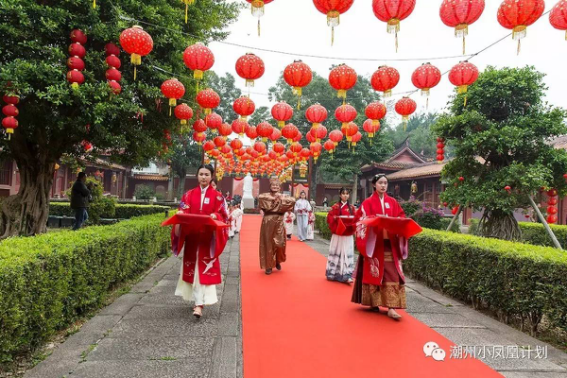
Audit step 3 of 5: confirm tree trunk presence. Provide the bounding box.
[177,170,187,201]
[1,161,55,238]
[478,208,521,241]
[167,167,174,201]
[351,173,358,204]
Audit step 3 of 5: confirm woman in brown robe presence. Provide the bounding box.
[258,177,296,275]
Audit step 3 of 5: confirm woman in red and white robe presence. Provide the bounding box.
[172,164,228,318]
[326,188,357,283]
[352,173,407,320]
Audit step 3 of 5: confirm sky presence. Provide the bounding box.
[206,0,566,125]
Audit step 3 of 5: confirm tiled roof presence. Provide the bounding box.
[386,162,446,181]
[133,174,169,182]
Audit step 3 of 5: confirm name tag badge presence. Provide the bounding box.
[385,203,390,209]
[204,198,210,205]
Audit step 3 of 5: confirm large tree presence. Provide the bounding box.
[434,66,567,240]
[0,0,239,236]
[268,71,393,200]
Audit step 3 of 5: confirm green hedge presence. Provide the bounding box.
[0,213,171,363]
[406,229,567,336]
[49,202,170,220]
[469,218,567,248]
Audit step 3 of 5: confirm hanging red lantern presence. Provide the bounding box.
[412,62,441,105]
[273,142,285,155]
[70,29,87,45]
[2,105,18,117]
[271,102,294,129]
[451,206,460,215]
[305,104,328,129]
[311,125,327,142]
[67,57,85,71]
[440,0,486,54]
[310,142,323,161]
[246,125,258,140]
[105,68,122,82]
[345,122,358,142]
[306,129,316,144]
[395,97,417,131]
[329,64,357,100]
[119,26,154,80]
[372,0,416,52]
[497,0,545,54]
[232,119,248,136]
[246,0,274,35]
[293,131,303,143]
[218,122,233,138]
[313,0,355,45]
[436,137,445,163]
[193,119,207,133]
[196,88,220,115]
[108,80,121,94]
[203,140,215,153]
[230,138,243,151]
[363,119,380,138]
[449,61,479,106]
[270,127,282,142]
[183,43,215,81]
[257,121,274,142]
[161,78,186,115]
[193,132,206,145]
[82,140,93,153]
[68,43,86,59]
[550,0,567,40]
[233,96,256,120]
[235,53,265,87]
[105,43,121,57]
[205,113,223,133]
[300,148,312,161]
[335,104,357,129]
[254,141,267,155]
[351,131,362,147]
[3,95,19,105]
[290,142,303,155]
[282,123,299,144]
[365,101,387,127]
[284,60,313,108]
[214,135,226,148]
[2,116,18,135]
[371,66,400,97]
[329,129,344,146]
[105,55,121,69]
[174,104,193,132]
[324,140,336,155]
[67,70,85,89]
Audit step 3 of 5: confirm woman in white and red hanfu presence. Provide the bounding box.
[352,173,408,320]
[172,164,228,318]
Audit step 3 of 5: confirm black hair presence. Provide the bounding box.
[371,173,388,185]
[339,187,350,195]
[77,172,86,180]
[197,164,214,177]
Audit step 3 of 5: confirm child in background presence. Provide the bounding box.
[306,210,315,241]
[284,211,295,240]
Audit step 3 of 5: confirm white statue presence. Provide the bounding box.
[242,173,255,209]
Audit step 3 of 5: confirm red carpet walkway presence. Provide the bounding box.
[240,215,503,378]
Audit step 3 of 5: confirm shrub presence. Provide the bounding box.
[134,184,155,200]
[399,198,422,218]
[469,218,567,248]
[412,205,445,230]
[49,203,170,221]
[0,214,170,363]
[315,212,331,240]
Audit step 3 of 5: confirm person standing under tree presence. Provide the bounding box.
[258,177,296,275]
[352,173,407,320]
[294,191,312,242]
[172,164,228,318]
[70,172,91,230]
[326,188,357,283]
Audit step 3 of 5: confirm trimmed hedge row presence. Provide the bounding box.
[469,218,567,248]
[0,213,171,363]
[49,202,170,220]
[407,229,567,335]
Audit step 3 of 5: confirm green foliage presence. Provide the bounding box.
[249,106,270,126]
[384,112,441,159]
[399,199,421,218]
[205,71,243,121]
[134,184,155,200]
[268,72,393,181]
[49,202,169,220]
[0,214,170,363]
[314,212,331,240]
[406,229,567,337]
[434,66,567,216]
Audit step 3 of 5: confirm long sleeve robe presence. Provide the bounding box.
[258,193,296,269]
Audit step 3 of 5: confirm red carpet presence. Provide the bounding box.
[240,215,503,378]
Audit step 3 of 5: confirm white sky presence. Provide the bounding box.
[207,0,566,125]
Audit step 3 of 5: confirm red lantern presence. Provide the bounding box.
[372,0,416,51]
[235,53,265,87]
[282,123,299,144]
[214,135,226,148]
[161,78,186,115]
[119,26,154,80]
[550,1,567,40]
[3,95,19,105]
[284,60,313,108]
[67,70,85,89]
[293,131,303,143]
[203,140,215,153]
[246,125,258,140]
[548,197,559,206]
[290,142,303,155]
[246,0,274,35]
[2,105,18,117]
[105,43,121,57]
[233,96,256,120]
[108,81,121,94]
[193,132,206,145]
[440,0,485,54]
[449,61,479,106]
[310,142,323,161]
[365,101,387,127]
[174,104,194,129]
[497,0,545,54]
[254,141,267,155]
[329,64,357,100]
[218,122,233,138]
[312,0,354,45]
[271,102,294,129]
[273,142,285,155]
[257,121,274,142]
[351,131,362,147]
[270,128,282,142]
[81,140,93,153]
[306,129,316,144]
[547,206,558,215]
[329,129,344,146]
[205,113,223,133]
[324,140,336,154]
[70,29,87,45]
[345,122,358,142]
[363,119,380,138]
[547,188,558,197]
[306,104,328,129]
[2,116,18,135]
[232,119,248,136]
[183,43,215,80]
[395,97,417,130]
[311,125,327,142]
[69,43,86,58]
[193,119,207,133]
[412,62,441,100]
[547,214,558,224]
[300,148,311,161]
[371,66,400,97]
[106,55,121,69]
[67,57,85,71]
[335,104,357,129]
[105,68,122,82]
[231,139,243,151]
[451,206,460,215]
[196,88,221,115]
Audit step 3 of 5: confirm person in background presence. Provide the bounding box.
[232,202,243,234]
[225,191,232,202]
[284,210,295,240]
[354,199,361,209]
[322,196,329,208]
[306,210,315,241]
[228,203,235,239]
[294,191,312,242]
[71,172,91,230]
